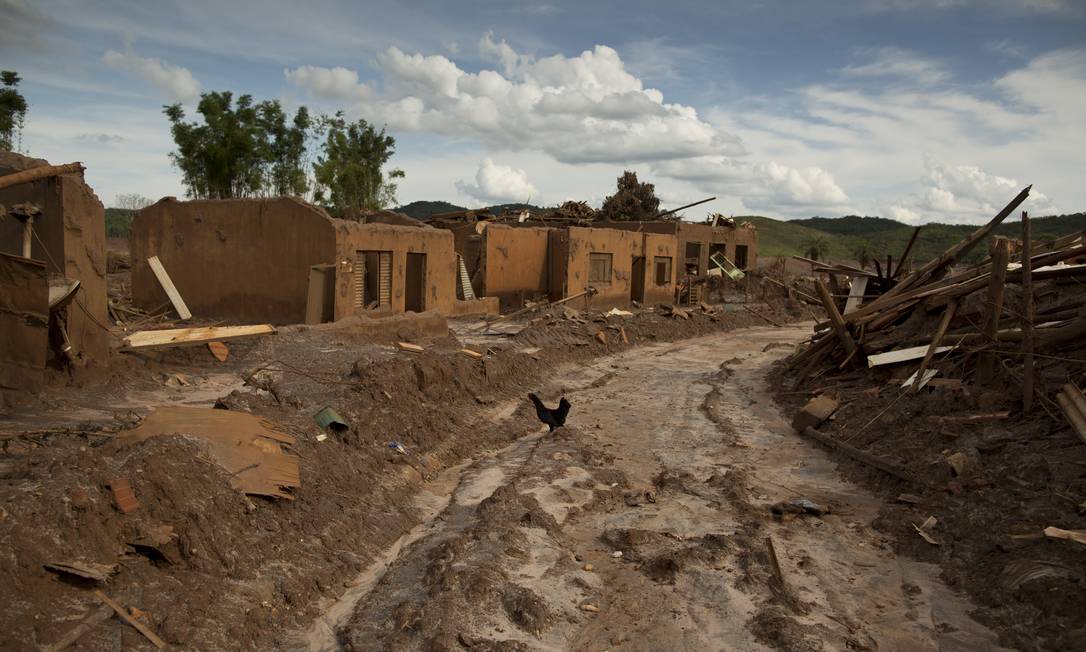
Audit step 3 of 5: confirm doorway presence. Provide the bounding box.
[405,253,427,312]
[630,256,645,302]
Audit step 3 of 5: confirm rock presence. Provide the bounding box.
[791,395,839,432]
[583,563,594,572]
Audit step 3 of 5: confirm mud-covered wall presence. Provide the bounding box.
[131,197,336,324]
[0,253,48,401]
[560,226,678,310]
[483,224,551,310]
[333,222,458,319]
[0,153,108,364]
[600,220,759,274]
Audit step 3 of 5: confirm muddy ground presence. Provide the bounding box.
[1,298,810,651]
[769,349,1086,651]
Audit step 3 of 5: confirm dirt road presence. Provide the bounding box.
[303,325,1009,651]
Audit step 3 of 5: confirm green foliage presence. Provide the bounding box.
[600,171,660,221]
[163,92,312,199]
[851,239,875,269]
[801,235,831,261]
[0,71,28,152]
[396,200,466,220]
[745,212,1086,266]
[312,113,403,217]
[105,208,135,238]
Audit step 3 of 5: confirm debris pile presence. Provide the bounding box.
[786,186,1086,414]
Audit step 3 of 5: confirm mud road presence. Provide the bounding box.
[301,325,1009,651]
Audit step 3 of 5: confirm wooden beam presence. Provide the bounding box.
[911,301,957,393]
[893,226,922,279]
[815,279,858,361]
[1055,387,1086,445]
[0,162,84,190]
[1021,212,1034,412]
[146,256,192,320]
[978,237,1010,383]
[122,324,276,350]
[843,276,869,314]
[94,590,166,649]
[800,427,916,484]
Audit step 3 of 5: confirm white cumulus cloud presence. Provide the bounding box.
[455,158,538,204]
[283,65,370,100]
[103,47,201,102]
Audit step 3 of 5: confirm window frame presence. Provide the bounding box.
[588,252,613,285]
[653,256,672,286]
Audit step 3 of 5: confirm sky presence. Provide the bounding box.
[3,0,1085,224]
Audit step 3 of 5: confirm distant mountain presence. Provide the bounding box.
[395,200,547,220]
[746,212,1086,265]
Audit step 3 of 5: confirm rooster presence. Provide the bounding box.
[528,393,571,432]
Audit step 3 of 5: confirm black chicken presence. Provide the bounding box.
[528,393,571,432]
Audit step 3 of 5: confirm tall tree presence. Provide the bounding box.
[0,71,29,152]
[600,171,660,221]
[164,92,311,199]
[312,114,404,217]
[114,193,154,210]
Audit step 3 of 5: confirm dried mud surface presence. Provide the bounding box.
[0,299,804,650]
[768,349,1086,651]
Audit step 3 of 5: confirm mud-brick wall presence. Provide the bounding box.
[131,197,336,324]
[333,222,458,319]
[483,224,551,310]
[0,253,48,401]
[560,226,679,310]
[0,153,108,364]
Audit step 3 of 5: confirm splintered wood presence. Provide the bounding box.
[123,324,276,349]
[786,185,1086,390]
[108,407,300,499]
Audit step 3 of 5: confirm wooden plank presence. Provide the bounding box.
[815,279,857,360]
[1021,212,1034,412]
[843,276,869,314]
[122,324,276,350]
[41,604,115,652]
[1055,387,1086,444]
[146,255,192,320]
[910,300,957,393]
[867,344,955,367]
[800,427,916,484]
[397,342,424,353]
[94,590,166,649]
[978,237,1010,383]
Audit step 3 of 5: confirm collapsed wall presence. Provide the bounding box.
[0,152,108,365]
[131,197,337,324]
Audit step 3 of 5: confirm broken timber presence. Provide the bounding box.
[815,279,858,362]
[122,324,276,350]
[94,590,166,649]
[0,162,85,190]
[800,427,916,484]
[146,255,192,320]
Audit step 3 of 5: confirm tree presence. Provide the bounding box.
[0,71,28,152]
[851,239,875,269]
[802,235,831,262]
[163,92,312,199]
[114,193,154,210]
[600,171,660,221]
[312,114,403,217]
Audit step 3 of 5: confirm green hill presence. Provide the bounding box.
[745,212,1086,265]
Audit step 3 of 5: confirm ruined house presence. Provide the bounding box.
[0,153,108,400]
[131,197,495,325]
[600,220,758,276]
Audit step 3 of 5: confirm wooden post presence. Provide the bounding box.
[893,226,922,279]
[1021,212,1034,411]
[816,279,858,360]
[978,237,1010,384]
[22,216,32,258]
[911,300,957,393]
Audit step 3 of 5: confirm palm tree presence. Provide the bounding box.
[802,236,831,262]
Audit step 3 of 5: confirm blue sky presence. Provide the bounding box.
[3,0,1084,222]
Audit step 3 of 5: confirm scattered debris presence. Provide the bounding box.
[108,407,300,499]
[579,603,599,613]
[109,477,139,514]
[1056,384,1086,444]
[1043,526,1086,547]
[771,498,828,518]
[95,590,166,649]
[913,516,940,545]
[397,341,425,353]
[315,407,349,433]
[207,341,229,362]
[43,561,117,583]
[595,331,607,345]
[40,604,114,652]
[791,395,838,432]
[1000,560,1075,591]
[459,347,483,359]
[388,441,408,455]
[800,427,916,484]
[606,308,633,317]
